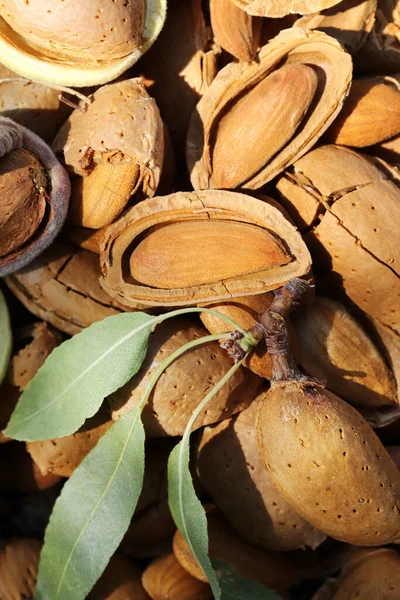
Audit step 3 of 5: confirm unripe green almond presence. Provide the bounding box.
[256,381,400,546]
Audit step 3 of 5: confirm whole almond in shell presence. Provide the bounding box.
[294,297,398,408]
[197,399,326,551]
[142,553,212,600]
[110,317,264,437]
[256,380,400,545]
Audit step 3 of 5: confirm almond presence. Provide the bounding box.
[210,0,262,62]
[142,554,212,600]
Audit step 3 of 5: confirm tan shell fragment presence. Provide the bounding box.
[276,145,400,330]
[295,0,377,54]
[197,399,327,551]
[5,244,129,336]
[354,1,400,73]
[199,293,274,379]
[294,297,398,408]
[227,0,342,18]
[142,554,212,600]
[52,78,164,229]
[332,548,400,600]
[0,65,71,143]
[27,407,113,477]
[210,0,262,62]
[370,319,400,394]
[256,381,400,545]
[100,190,311,308]
[111,317,263,437]
[0,538,42,600]
[187,28,352,190]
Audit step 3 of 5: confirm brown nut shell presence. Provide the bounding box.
[111,317,263,437]
[0,538,42,600]
[187,28,352,190]
[210,0,262,62]
[88,555,150,600]
[27,406,113,478]
[5,244,130,336]
[100,190,311,308]
[197,399,327,551]
[142,554,212,600]
[226,0,342,18]
[256,381,400,545]
[276,145,400,330]
[295,0,377,54]
[332,548,400,600]
[294,297,398,408]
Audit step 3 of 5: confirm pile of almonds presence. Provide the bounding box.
[1,0,400,598]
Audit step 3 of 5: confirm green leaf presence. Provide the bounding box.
[4,312,153,441]
[0,289,11,386]
[214,561,281,600]
[34,405,145,600]
[168,359,245,600]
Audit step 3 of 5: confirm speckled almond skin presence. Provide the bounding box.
[110,317,264,437]
[0,0,145,62]
[197,399,326,551]
[332,548,400,600]
[256,381,400,545]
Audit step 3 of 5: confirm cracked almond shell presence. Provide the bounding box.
[0,538,42,600]
[0,0,167,86]
[226,0,342,18]
[197,399,327,551]
[256,381,400,545]
[187,28,352,190]
[294,297,398,408]
[52,78,164,229]
[4,243,129,335]
[111,316,264,437]
[276,145,400,330]
[100,190,311,308]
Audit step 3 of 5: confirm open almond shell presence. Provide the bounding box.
[187,28,352,190]
[100,190,311,308]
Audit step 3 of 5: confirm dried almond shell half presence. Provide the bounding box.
[226,0,342,18]
[100,190,311,308]
[0,0,167,87]
[187,28,352,190]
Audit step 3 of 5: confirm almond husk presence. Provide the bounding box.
[197,399,327,551]
[295,0,377,54]
[324,76,400,147]
[293,297,398,408]
[100,190,311,309]
[142,554,212,600]
[27,406,113,477]
[276,145,400,330]
[52,78,164,229]
[226,0,342,18]
[0,538,42,600]
[256,381,400,545]
[88,555,150,600]
[110,317,264,437]
[5,243,130,335]
[210,0,262,62]
[187,28,352,190]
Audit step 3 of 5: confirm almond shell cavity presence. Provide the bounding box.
[187,28,352,190]
[197,399,327,551]
[100,190,311,308]
[110,317,264,437]
[0,0,167,87]
[256,382,400,545]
